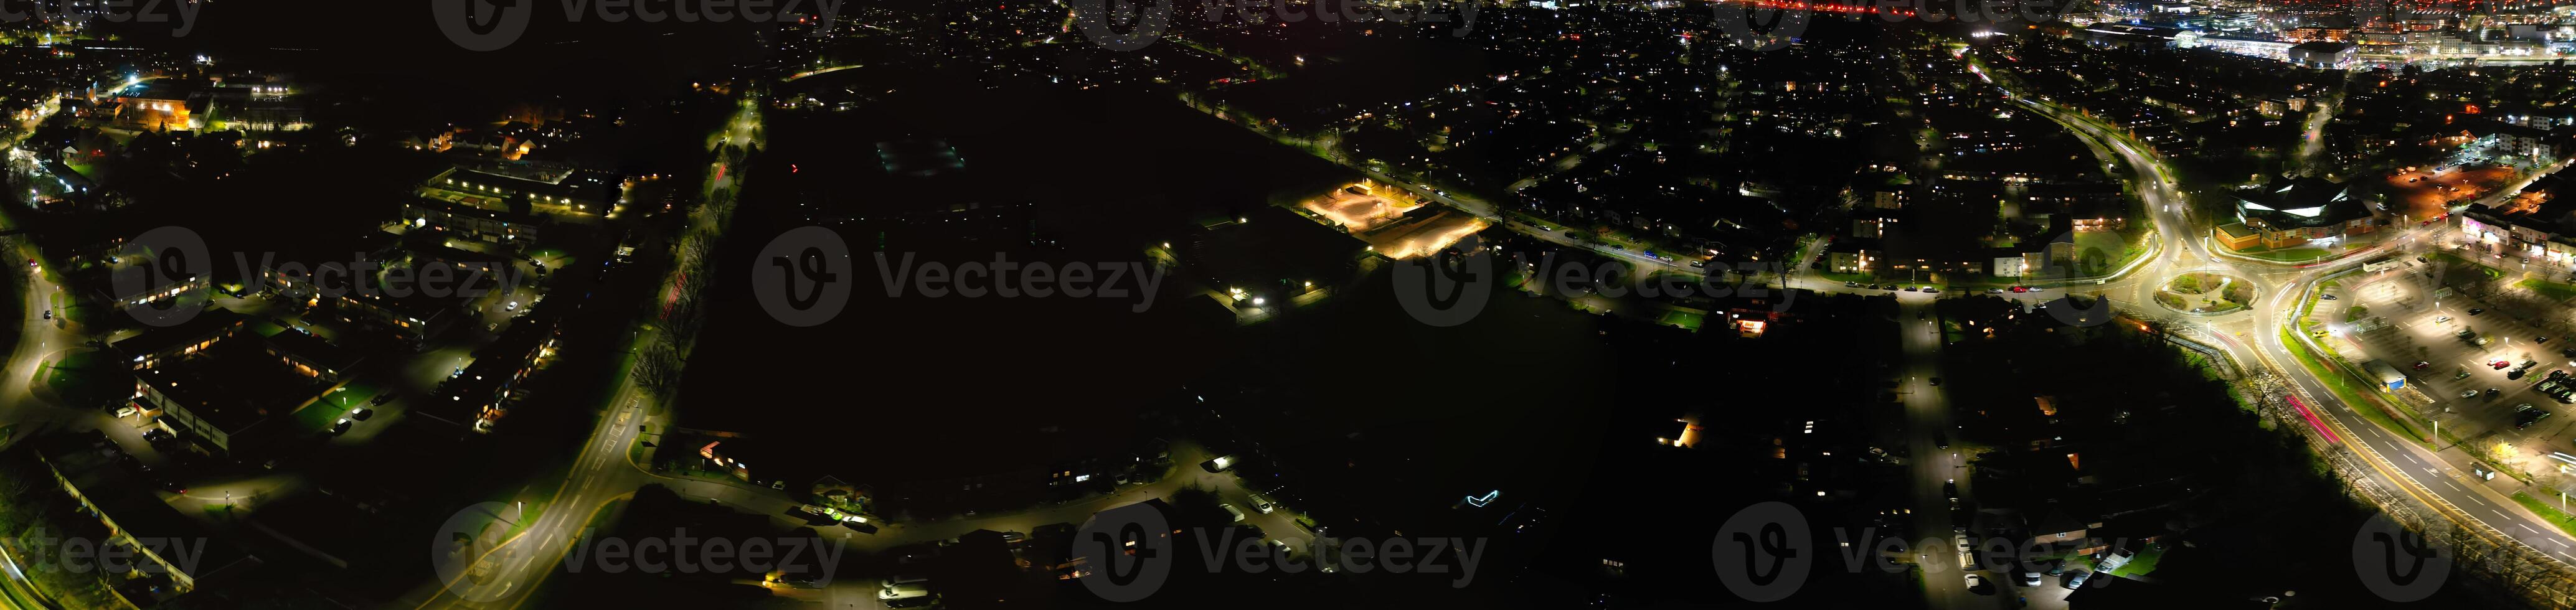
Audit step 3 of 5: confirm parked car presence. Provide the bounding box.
[1221,504,1247,522]
[2021,571,2042,588]
[2414,361,2432,370]
[2489,388,2504,399]
[2471,308,2486,315]
[2463,390,2483,398]
[2065,570,2093,589]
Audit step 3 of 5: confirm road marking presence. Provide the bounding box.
[2444,481,2465,493]
[2402,453,2420,464]
[2522,524,2541,535]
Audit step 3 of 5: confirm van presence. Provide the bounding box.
[1248,493,1278,514]
[1222,504,1248,522]
[879,583,932,601]
[883,574,929,589]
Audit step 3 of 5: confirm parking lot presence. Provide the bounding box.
[2327,258,2576,451]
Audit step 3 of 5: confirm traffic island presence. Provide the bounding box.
[2154,271,2255,315]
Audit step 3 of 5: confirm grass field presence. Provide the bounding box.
[293,382,381,431]
[2514,492,2576,537]
[2432,251,2506,279]
[41,350,125,409]
[1659,309,1704,331]
[2519,278,2576,301]
[2100,545,2164,578]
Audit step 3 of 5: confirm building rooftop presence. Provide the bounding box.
[111,307,246,360]
[2235,177,2371,229]
[262,329,362,375]
[2290,40,2356,53]
[135,340,320,436]
[30,431,257,579]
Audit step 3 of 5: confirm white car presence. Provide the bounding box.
[1221,504,1247,522]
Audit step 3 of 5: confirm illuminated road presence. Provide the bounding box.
[1985,59,2576,588]
[408,98,769,610]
